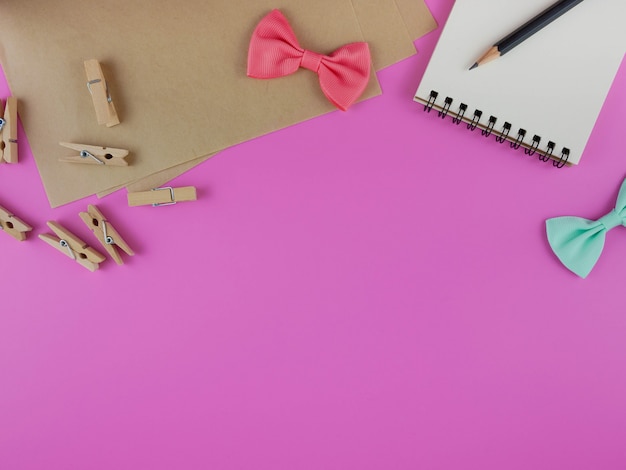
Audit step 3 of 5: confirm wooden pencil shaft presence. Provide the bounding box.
[474,47,501,68]
[497,0,585,55]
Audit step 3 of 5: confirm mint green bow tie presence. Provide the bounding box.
[546,178,626,278]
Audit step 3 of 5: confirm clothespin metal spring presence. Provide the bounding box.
[59,239,76,259]
[80,149,105,165]
[87,78,113,103]
[101,220,114,245]
[151,187,177,207]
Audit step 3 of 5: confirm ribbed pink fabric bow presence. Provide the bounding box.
[247,9,371,111]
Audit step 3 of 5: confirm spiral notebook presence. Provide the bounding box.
[414,0,626,166]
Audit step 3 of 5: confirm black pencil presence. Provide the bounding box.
[469,0,586,70]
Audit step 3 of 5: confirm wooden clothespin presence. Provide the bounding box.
[84,59,120,127]
[79,204,134,265]
[0,205,32,241]
[59,142,129,166]
[39,221,106,272]
[127,186,197,207]
[0,97,18,164]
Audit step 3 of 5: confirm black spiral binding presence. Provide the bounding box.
[421,90,570,167]
[481,116,497,137]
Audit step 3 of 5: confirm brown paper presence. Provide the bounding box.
[394,0,438,40]
[99,0,438,198]
[350,0,417,70]
[0,0,384,207]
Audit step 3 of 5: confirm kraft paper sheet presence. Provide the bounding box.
[0,0,436,206]
[97,0,437,198]
[99,0,438,198]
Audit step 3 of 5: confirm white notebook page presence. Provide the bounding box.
[414,0,626,165]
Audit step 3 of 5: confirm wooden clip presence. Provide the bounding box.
[84,59,120,127]
[59,142,129,166]
[127,186,197,207]
[0,97,18,164]
[0,205,32,241]
[79,204,134,265]
[39,221,106,272]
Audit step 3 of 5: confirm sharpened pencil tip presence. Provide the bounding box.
[469,62,478,71]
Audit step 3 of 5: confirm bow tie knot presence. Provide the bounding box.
[597,209,625,231]
[546,178,626,278]
[301,50,323,73]
[247,9,371,111]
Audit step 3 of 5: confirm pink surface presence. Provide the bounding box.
[1,1,625,468]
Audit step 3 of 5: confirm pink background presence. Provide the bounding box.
[1,1,625,468]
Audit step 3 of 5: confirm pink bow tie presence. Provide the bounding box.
[247,9,371,111]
